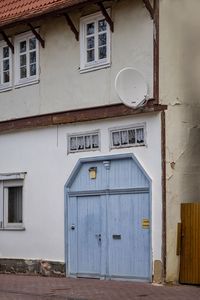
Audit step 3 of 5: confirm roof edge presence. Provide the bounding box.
[0,0,111,30]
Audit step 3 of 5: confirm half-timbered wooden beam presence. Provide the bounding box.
[97,2,114,32]
[143,0,154,19]
[64,13,79,41]
[28,23,45,48]
[1,31,14,53]
[0,103,167,134]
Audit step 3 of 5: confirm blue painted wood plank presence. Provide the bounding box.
[67,156,151,280]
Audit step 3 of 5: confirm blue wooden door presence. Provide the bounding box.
[68,195,102,277]
[107,193,150,280]
[67,155,151,281]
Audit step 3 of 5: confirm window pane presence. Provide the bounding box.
[77,136,84,150]
[98,46,107,59]
[30,51,36,64]
[70,137,77,151]
[98,33,107,46]
[85,135,91,149]
[98,19,107,32]
[29,37,36,50]
[3,71,9,83]
[112,132,120,146]
[3,47,9,58]
[128,129,135,144]
[87,37,95,49]
[87,49,95,62]
[92,134,99,148]
[3,59,9,71]
[120,131,128,145]
[87,22,95,35]
[136,128,144,143]
[30,64,36,76]
[20,67,27,79]
[8,187,22,223]
[20,41,26,53]
[20,54,26,67]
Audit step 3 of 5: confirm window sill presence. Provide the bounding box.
[0,86,12,93]
[15,79,39,89]
[80,62,111,74]
[110,144,146,150]
[0,227,25,231]
[68,148,100,154]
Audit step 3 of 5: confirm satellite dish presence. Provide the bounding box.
[115,68,149,108]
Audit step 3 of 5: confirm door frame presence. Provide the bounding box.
[64,153,152,280]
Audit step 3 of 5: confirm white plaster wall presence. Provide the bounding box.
[160,0,200,282]
[0,113,162,267]
[0,0,153,121]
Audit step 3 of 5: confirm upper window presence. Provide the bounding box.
[15,32,39,86]
[110,124,146,149]
[80,12,111,72]
[0,41,12,90]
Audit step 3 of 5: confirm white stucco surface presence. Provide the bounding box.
[0,0,153,121]
[0,113,162,268]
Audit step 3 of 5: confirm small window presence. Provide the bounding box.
[80,12,111,72]
[68,131,100,153]
[15,32,39,86]
[7,187,23,224]
[0,178,24,230]
[110,125,146,149]
[0,41,12,90]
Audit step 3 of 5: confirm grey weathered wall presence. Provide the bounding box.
[160,0,200,282]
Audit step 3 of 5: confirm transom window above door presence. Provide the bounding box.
[109,124,146,149]
[68,131,100,153]
[80,11,111,72]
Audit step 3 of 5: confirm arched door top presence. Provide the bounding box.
[65,154,151,194]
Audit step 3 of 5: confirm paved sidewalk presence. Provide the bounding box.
[0,274,199,300]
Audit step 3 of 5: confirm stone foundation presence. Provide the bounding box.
[153,260,163,283]
[0,259,65,277]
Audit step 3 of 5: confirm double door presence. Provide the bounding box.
[68,192,150,280]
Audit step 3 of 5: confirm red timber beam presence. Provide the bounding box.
[143,0,159,103]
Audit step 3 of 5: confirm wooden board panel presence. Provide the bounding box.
[67,157,151,280]
[180,203,200,284]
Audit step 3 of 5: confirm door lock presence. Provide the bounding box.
[71,224,75,230]
[95,234,101,242]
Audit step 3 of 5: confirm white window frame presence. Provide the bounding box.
[67,130,100,153]
[0,40,12,91]
[0,173,25,230]
[109,123,147,150]
[14,31,39,87]
[80,11,111,72]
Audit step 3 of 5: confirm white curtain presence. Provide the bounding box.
[70,137,77,150]
[136,128,144,143]
[112,132,120,146]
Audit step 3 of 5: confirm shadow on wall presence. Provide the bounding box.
[175,126,200,202]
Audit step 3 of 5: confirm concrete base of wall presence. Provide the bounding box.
[0,259,65,277]
[153,260,163,283]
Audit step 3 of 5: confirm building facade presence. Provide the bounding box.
[1,0,191,282]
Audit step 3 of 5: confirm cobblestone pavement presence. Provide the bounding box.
[0,274,199,300]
